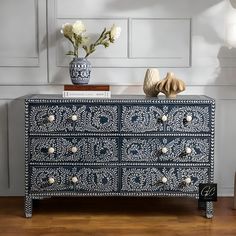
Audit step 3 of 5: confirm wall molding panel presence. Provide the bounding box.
[0,0,39,67]
[0,101,9,193]
[0,0,47,84]
[129,18,191,66]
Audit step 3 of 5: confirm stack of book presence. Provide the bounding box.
[62,84,111,98]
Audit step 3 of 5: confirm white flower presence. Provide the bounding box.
[61,20,120,58]
[110,24,121,41]
[61,23,72,34]
[72,21,86,35]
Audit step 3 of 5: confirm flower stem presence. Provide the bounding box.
[85,29,110,57]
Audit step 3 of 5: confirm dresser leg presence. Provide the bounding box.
[24,196,32,218]
[205,201,213,219]
[198,200,206,210]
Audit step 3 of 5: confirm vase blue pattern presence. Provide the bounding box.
[69,57,91,84]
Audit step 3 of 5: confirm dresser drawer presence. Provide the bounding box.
[30,166,119,193]
[121,105,211,133]
[29,104,118,133]
[29,137,119,163]
[121,167,209,193]
[121,137,210,163]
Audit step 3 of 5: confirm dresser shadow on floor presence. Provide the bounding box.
[32,197,200,217]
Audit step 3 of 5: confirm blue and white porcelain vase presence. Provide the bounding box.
[69,57,91,84]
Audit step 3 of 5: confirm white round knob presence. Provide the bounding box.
[48,177,55,184]
[71,115,78,121]
[186,115,192,122]
[184,177,191,184]
[161,147,168,154]
[185,147,192,154]
[161,115,168,122]
[71,176,78,183]
[71,146,78,153]
[161,176,168,183]
[48,147,55,154]
[48,115,55,122]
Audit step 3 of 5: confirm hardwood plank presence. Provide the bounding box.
[0,197,236,236]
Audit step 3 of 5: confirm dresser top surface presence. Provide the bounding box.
[26,94,214,102]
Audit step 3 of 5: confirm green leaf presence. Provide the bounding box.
[103,42,109,48]
[90,49,96,54]
[101,28,107,38]
[66,51,75,56]
[89,44,94,51]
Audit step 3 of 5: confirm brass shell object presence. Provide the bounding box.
[155,72,186,98]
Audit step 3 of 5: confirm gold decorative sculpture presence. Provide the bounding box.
[143,68,160,97]
[155,72,186,98]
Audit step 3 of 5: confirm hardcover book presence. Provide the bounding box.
[62,90,111,98]
[64,84,110,91]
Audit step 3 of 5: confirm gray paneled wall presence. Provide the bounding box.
[0,0,236,196]
[0,102,8,190]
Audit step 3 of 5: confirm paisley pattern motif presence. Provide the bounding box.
[30,167,71,192]
[122,137,210,163]
[121,106,164,132]
[176,168,209,192]
[30,137,118,162]
[29,105,73,132]
[78,105,118,132]
[121,167,177,191]
[121,105,210,133]
[121,167,209,192]
[30,167,118,192]
[167,106,210,132]
[73,167,118,192]
[29,104,118,133]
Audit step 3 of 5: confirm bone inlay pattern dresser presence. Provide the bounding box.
[24,95,215,218]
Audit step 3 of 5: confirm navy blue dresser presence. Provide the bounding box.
[24,95,215,218]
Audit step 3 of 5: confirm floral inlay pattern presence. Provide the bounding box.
[121,167,209,192]
[121,106,164,132]
[122,137,210,163]
[167,106,210,132]
[29,105,118,133]
[30,137,118,162]
[30,167,118,193]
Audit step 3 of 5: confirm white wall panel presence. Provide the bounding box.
[0,0,38,60]
[0,101,9,192]
[7,100,25,195]
[215,100,236,196]
[0,0,47,84]
[56,0,223,18]
[130,19,190,66]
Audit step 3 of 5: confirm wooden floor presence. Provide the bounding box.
[0,197,236,236]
